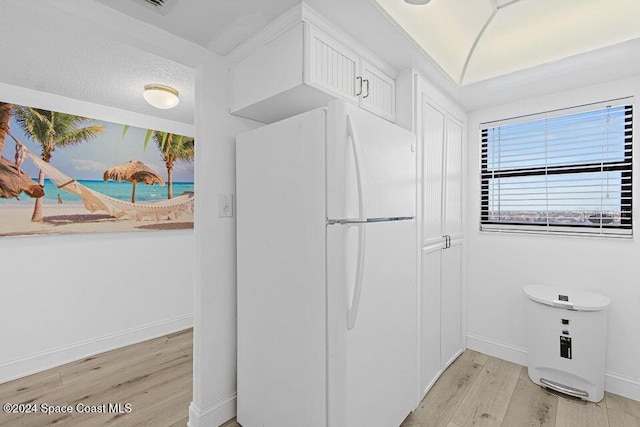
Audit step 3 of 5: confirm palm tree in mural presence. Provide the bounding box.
[0,103,13,155]
[13,107,104,222]
[153,131,194,199]
[0,103,44,199]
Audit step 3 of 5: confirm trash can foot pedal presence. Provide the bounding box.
[540,378,589,399]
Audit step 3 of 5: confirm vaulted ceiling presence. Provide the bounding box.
[374,0,640,85]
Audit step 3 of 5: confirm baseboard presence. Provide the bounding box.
[444,348,465,369]
[420,368,443,402]
[605,371,640,402]
[0,314,193,384]
[466,333,640,402]
[188,394,237,427]
[466,333,528,366]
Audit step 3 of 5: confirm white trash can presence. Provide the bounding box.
[523,285,611,402]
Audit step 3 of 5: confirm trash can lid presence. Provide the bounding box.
[523,285,611,311]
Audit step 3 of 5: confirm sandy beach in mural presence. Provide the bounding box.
[0,176,194,237]
[0,204,194,237]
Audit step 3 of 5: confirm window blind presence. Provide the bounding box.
[480,99,633,236]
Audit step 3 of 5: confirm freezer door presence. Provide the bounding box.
[327,220,417,427]
[327,100,416,221]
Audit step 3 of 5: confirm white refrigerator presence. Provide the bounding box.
[236,100,417,427]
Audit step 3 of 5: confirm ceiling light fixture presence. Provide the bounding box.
[404,0,431,4]
[143,84,180,109]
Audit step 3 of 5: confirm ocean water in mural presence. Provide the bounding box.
[2,179,194,205]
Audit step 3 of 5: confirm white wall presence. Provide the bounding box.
[0,231,193,382]
[466,74,640,401]
[189,54,262,427]
[0,84,195,383]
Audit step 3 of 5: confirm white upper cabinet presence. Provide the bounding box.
[229,6,396,124]
[360,60,396,121]
[306,25,360,105]
[306,27,396,121]
[230,24,309,124]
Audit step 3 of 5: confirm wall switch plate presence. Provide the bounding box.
[218,193,234,218]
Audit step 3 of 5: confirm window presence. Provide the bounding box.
[481,99,633,237]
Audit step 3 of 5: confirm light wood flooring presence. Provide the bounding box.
[2,333,639,427]
[399,350,640,427]
[224,349,640,427]
[0,329,192,427]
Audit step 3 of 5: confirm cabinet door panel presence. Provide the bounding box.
[441,243,462,367]
[361,60,395,121]
[444,117,463,236]
[421,99,445,245]
[306,25,359,104]
[420,244,442,396]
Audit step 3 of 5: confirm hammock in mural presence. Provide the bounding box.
[19,144,194,222]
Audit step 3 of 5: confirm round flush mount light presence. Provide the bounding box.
[404,0,431,4]
[143,84,180,109]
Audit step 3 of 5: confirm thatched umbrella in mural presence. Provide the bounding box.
[103,160,164,203]
[0,157,44,199]
[0,102,44,199]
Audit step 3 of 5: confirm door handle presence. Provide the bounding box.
[347,115,366,221]
[363,79,370,99]
[356,76,363,96]
[347,223,367,330]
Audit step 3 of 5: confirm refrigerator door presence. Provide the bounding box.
[327,100,416,221]
[327,219,417,427]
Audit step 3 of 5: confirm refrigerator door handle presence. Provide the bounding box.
[347,115,366,221]
[347,223,367,330]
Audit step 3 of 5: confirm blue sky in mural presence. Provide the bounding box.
[2,115,194,183]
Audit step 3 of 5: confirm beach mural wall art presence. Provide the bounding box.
[0,102,194,237]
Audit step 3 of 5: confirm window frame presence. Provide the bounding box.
[480,100,633,237]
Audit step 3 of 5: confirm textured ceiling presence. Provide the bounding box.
[0,0,195,126]
[374,0,640,85]
[98,0,301,55]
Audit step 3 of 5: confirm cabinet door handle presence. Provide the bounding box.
[363,79,370,98]
[356,77,363,96]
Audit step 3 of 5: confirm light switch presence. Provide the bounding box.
[218,193,234,218]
